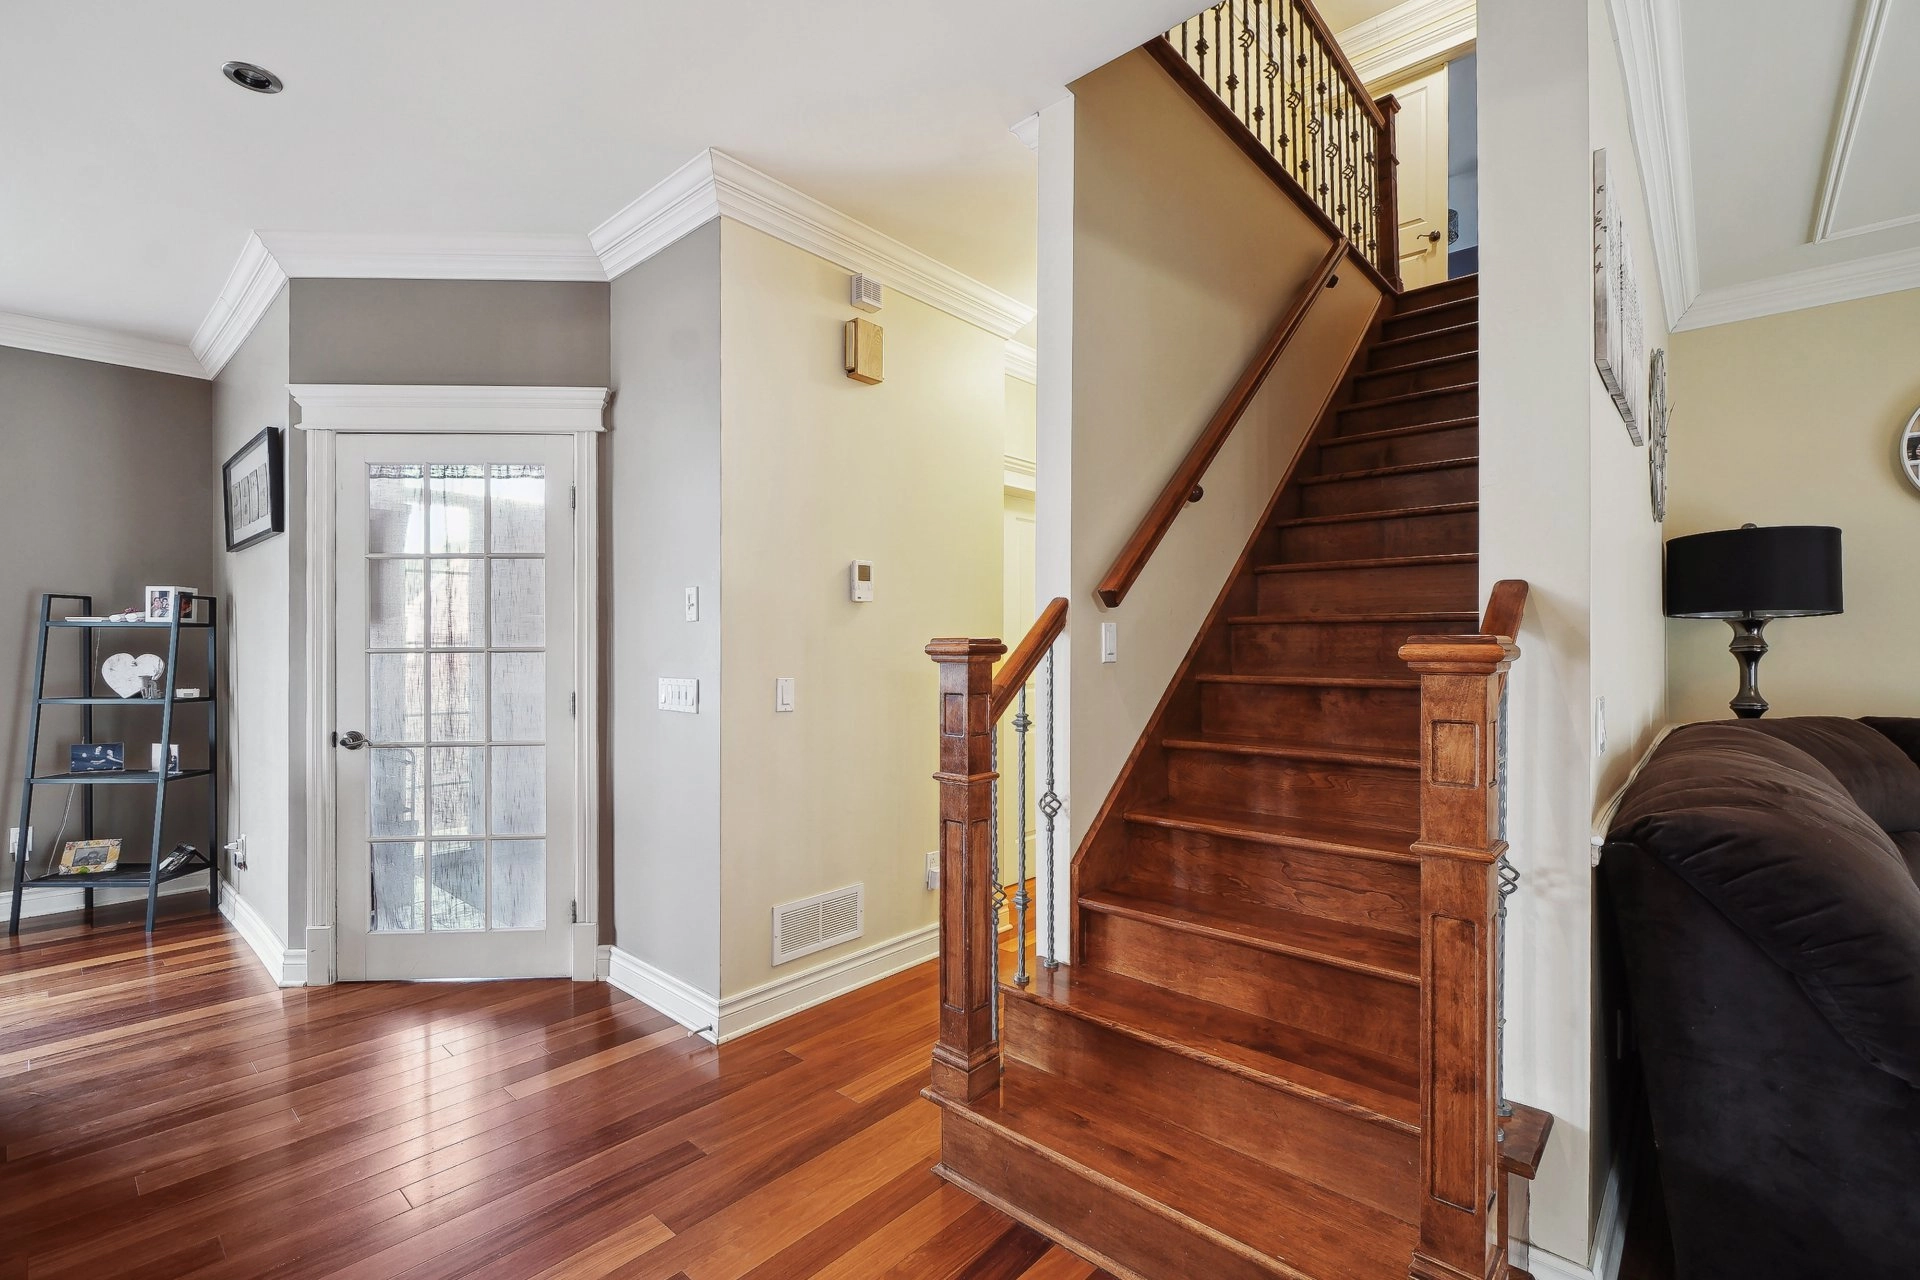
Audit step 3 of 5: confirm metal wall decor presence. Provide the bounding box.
[1594,150,1646,444]
[1900,405,1920,495]
[1648,348,1670,522]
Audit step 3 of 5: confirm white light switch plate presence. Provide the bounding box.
[659,677,700,714]
[683,587,700,622]
[775,677,796,713]
[925,851,939,891]
[1100,622,1118,664]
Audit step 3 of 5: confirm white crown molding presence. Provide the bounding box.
[1011,112,1042,151]
[0,310,206,379]
[192,232,288,378]
[1813,0,1901,243]
[1607,0,1701,332]
[590,149,1036,339]
[1675,240,1920,330]
[1004,339,1037,383]
[289,383,610,432]
[1337,0,1476,89]
[256,230,606,281]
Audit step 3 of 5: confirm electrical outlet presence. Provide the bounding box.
[225,834,247,869]
[7,827,30,858]
[1595,695,1609,756]
[925,851,940,891]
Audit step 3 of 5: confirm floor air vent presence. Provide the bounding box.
[772,883,864,966]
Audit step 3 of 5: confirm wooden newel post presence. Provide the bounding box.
[1401,620,1519,1280]
[1376,94,1403,293]
[926,636,1007,1103]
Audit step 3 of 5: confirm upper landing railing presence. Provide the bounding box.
[1156,0,1400,289]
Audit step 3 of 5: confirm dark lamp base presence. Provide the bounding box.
[1726,616,1770,719]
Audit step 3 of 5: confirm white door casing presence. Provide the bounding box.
[294,386,607,984]
[1387,65,1451,289]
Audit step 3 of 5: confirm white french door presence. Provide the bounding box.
[333,434,577,980]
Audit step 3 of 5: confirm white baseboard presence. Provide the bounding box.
[219,882,308,986]
[10,871,207,921]
[605,946,721,1042]
[1518,1126,1635,1280]
[605,921,940,1045]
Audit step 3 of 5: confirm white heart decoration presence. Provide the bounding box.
[101,653,165,698]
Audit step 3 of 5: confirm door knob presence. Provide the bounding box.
[1425,230,1443,243]
[337,730,368,750]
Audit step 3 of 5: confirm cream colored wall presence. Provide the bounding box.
[1057,49,1384,857]
[1667,289,1920,720]
[716,220,1003,998]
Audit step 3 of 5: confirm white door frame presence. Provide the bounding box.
[292,385,608,984]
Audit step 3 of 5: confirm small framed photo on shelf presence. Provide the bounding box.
[56,838,121,876]
[144,586,192,624]
[69,742,126,774]
[223,426,285,552]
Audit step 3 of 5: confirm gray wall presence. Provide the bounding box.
[0,346,213,891]
[291,280,611,385]
[607,224,723,995]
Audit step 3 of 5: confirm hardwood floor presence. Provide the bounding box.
[0,899,1111,1279]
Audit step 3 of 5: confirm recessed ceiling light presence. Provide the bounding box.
[222,61,283,94]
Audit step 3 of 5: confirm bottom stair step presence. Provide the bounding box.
[933,1061,1419,1280]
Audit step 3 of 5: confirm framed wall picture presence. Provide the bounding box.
[223,426,285,551]
[1594,150,1646,445]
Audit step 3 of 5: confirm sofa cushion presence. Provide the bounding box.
[1741,716,1920,833]
[1864,716,1920,781]
[1610,721,1920,1086]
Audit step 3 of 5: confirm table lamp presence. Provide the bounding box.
[1664,524,1843,718]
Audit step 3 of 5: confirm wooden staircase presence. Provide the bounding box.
[927,276,1545,1279]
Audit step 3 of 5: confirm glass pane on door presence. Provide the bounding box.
[364,462,550,934]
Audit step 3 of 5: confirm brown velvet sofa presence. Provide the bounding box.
[1602,717,1920,1280]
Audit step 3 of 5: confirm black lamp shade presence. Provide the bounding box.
[1665,525,1844,619]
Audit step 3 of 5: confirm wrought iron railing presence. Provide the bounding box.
[926,600,1067,1103]
[1161,0,1398,285]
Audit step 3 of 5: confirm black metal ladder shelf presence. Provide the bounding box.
[9,592,220,934]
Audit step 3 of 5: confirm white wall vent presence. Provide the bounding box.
[772,883,864,966]
[849,273,884,313]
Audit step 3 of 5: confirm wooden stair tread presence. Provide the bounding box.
[1083,883,1419,984]
[1272,501,1476,529]
[940,1061,1418,1278]
[1389,295,1476,323]
[1255,552,1475,574]
[1299,458,1477,485]
[1339,384,1476,413]
[1226,610,1477,626]
[1397,274,1477,303]
[1355,350,1477,378]
[1325,418,1477,446]
[1194,672,1419,689]
[1161,734,1418,770]
[1010,965,1419,1132]
[1372,321,1476,351]
[1123,799,1418,864]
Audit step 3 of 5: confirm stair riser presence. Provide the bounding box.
[1337,388,1478,434]
[1396,277,1479,309]
[1164,746,1418,828]
[1255,560,1478,615]
[1275,508,1477,562]
[1228,620,1470,678]
[1368,325,1476,370]
[1119,821,1420,934]
[1081,911,1419,1061]
[1002,998,1419,1219]
[1317,422,1477,472]
[938,1110,1298,1280]
[1199,682,1418,753]
[1381,299,1476,341]
[1299,465,1476,517]
[1355,354,1478,399]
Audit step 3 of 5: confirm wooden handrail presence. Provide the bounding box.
[1095,237,1347,609]
[991,598,1068,721]
[1480,578,1529,641]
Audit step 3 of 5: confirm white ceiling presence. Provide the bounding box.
[0,0,1200,349]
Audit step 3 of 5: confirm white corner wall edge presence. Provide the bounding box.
[0,310,206,380]
[289,383,610,432]
[1606,0,1701,332]
[1337,0,1477,88]
[1516,1128,1635,1280]
[605,922,939,1046]
[590,149,1037,339]
[219,881,310,987]
[9,874,205,922]
[605,947,721,1043]
[1005,340,1038,384]
[1675,239,1920,331]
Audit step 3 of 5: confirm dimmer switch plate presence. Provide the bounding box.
[659,678,699,714]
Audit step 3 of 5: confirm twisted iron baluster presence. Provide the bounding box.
[1039,647,1062,969]
[990,718,1004,1038]
[1496,680,1515,1122]
[1013,688,1032,987]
